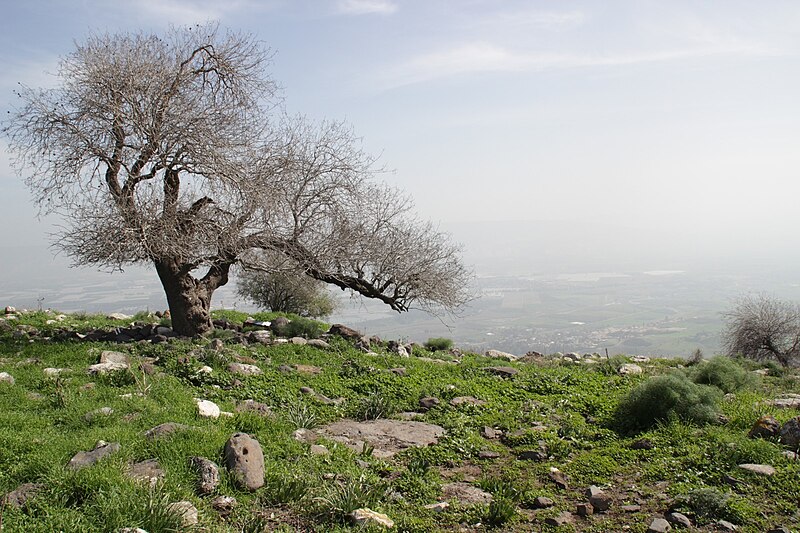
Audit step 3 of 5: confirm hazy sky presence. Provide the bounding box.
[1,0,799,264]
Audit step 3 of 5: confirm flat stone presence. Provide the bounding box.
[738,463,775,475]
[307,339,331,349]
[84,407,114,422]
[484,366,518,378]
[647,517,672,533]
[310,444,330,456]
[545,511,574,527]
[235,399,273,417]
[485,349,518,361]
[87,362,129,375]
[478,450,501,459]
[449,396,486,407]
[419,396,440,410]
[99,350,129,365]
[423,502,449,512]
[127,459,165,486]
[43,367,68,377]
[68,441,121,470]
[293,428,319,444]
[666,511,692,527]
[532,496,555,508]
[190,456,220,495]
[441,482,493,504]
[716,520,737,531]
[227,363,262,376]
[144,422,189,440]
[167,501,198,527]
[0,372,15,384]
[290,336,308,345]
[350,508,394,528]
[107,313,132,321]
[196,399,221,418]
[319,419,445,459]
[768,397,800,409]
[618,363,643,375]
[621,504,641,512]
[2,483,43,508]
[224,433,265,491]
[294,364,322,375]
[481,426,498,439]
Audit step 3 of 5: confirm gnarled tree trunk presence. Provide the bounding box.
[155,258,232,337]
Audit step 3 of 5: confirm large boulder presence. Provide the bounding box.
[223,433,265,491]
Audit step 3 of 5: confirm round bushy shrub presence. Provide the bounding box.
[687,355,755,393]
[424,337,453,351]
[614,373,722,433]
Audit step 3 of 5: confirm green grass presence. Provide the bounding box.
[0,310,798,532]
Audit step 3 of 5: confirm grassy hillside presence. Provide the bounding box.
[0,309,798,532]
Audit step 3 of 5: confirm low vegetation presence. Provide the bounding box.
[0,309,798,532]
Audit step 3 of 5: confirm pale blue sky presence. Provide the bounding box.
[1,0,799,263]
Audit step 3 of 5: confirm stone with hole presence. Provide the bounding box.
[223,433,265,491]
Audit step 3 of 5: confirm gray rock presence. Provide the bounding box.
[292,428,319,444]
[247,330,272,345]
[621,505,641,512]
[328,323,361,339]
[485,349,518,361]
[144,422,189,440]
[748,415,781,439]
[43,367,68,377]
[779,416,800,448]
[419,396,440,410]
[738,463,776,475]
[441,482,493,504]
[223,433,265,491]
[423,502,449,512]
[294,364,322,375]
[589,492,612,512]
[99,350,129,365]
[190,456,220,495]
[107,313,132,321]
[545,511,574,527]
[211,495,237,516]
[227,362,262,376]
[87,362,129,375]
[68,441,121,470]
[319,419,445,459]
[478,450,501,459]
[484,366,518,378]
[481,426,498,439]
[310,444,330,456]
[166,501,198,527]
[666,512,692,528]
[270,316,291,331]
[647,517,672,533]
[127,459,165,486]
[350,508,394,528]
[0,372,14,385]
[235,399,273,417]
[716,520,737,531]
[577,503,593,516]
[548,468,569,489]
[84,407,114,422]
[289,336,307,345]
[196,399,220,418]
[618,363,643,375]
[532,496,554,508]
[449,396,487,407]
[2,483,43,508]
[307,339,331,349]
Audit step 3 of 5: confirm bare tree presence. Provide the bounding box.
[722,294,800,367]
[4,25,471,336]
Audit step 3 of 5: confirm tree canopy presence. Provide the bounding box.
[4,24,470,335]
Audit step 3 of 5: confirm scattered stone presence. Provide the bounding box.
[767,527,791,533]
[167,501,199,527]
[127,459,165,486]
[389,367,407,376]
[484,366,518,378]
[235,399,273,417]
[247,330,272,345]
[716,519,737,531]
[545,511,574,527]
[289,336,307,345]
[350,508,394,528]
[197,365,213,375]
[632,355,650,363]
[748,415,781,439]
[783,450,798,460]
[423,502,449,512]
[548,467,569,489]
[107,312,132,321]
[84,407,114,422]
[647,517,672,533]
[211,495,237,516]
[191,456,220,495]
[196,399,221,419]
[99,350,129,365]
[589,492,612,512]
[2,483,43,508]
[478,450,501,460]
[4,306,16,314]
[223,433,265,491]
[81,382,96,391]
[631,438,654,450]
[532,496,555,508]
[294,364,322,375]
[449,396,486,407]
[144,422,189,440]
[419,396,440,410]
[738,463,775,476]
[441,482,493,504]
[0,372,15,385]
[481,426,498,439]
[43,367,68,377]
[308,339,331,349]
[485,349,518,361]
[227,362,262,376]
[328,323,362,339]
[618,363,643,375]
[87,362,129,375]
[310,444,330,456]
[577,503,594,516]
[68,441,121,470]
[768,395,800,409]
[666,511,692,528]
[779,416,800,448]
[388,340,410,357]
[319,419,444,459]
[621,504,641,512]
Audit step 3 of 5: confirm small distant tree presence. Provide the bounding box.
[722,294,800,367]
[237,269,336,318]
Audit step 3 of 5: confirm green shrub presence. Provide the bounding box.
[273,317,326,339]
[350,392,396,421]
[614,373,722,433]
[485,497,517,527]
[314,475,386,522]
[424,337,453,352]
[687,356,755,393]
[673,487,758,526]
